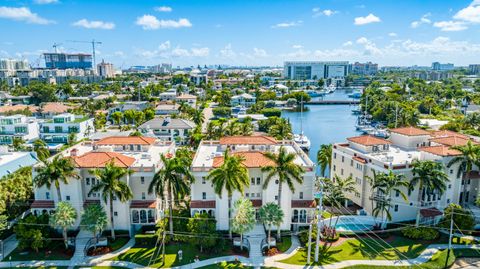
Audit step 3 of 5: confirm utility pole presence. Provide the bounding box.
[444,211,454,269]
[314,185,323,263]
[307,222,313,264]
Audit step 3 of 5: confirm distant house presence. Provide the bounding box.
[38,102,72,118]
[155,102,180,115]
[231,93,256,107]
[0,114,39,144]
[0,91,31,106]
[108,101,150,115]
[39,113,94,146]
[139,117,196,145]
[159,89,177,101]
[176,93,197,108]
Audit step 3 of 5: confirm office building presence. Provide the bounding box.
[469,64,480,75]
[283,61,349,80]
[44,53,93,69]
[350,62,378,76]
[0,59,29,71]
[431,62,454,71]
[97,60,115,78]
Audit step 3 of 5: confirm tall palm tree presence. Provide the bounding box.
[239,118,254,136]
[317,144,332,177]
[148,154,194,236]
[34,155,79,202]
[225,119,239,136]
[12,137,25,151]
[192,109,205,126]
[411,160,449,207]
[323,175,358,231]
[207,150,250,238]
[258,203,284,249]
[448,141,480,205]
[262,146,303,239]
[33,139,50,162]
[268,119,292,140]
[89,161,133,240]
[111,111,123,127]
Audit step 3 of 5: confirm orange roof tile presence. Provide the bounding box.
[390,127,430,136]
[347,135,391,146]
[419,146,461,156]
[353,156,368,164]
[72,151,136,168]
[130,200,156,208]
[0,105,37,114]
[96,136,156,145]
[212,151,276,168]
[430,130,468,139]
[40,102,71,114]
[219,136,277,145]
[429,136,476,147]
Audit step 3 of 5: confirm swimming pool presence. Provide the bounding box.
[322,215,377,234]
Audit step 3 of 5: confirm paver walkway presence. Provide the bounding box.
[0,235,18,260]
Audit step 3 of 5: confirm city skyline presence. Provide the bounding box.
[1,0,480,67]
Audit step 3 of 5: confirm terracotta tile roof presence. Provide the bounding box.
[429,136,476,147]
[291,200,316,208]
[219,136,277,145]
[347,135,391,146]
[72,151,136,168]
[31,200,55,208]
[390,127,430,136]
[250,199,262,207]
[430,130,468,139]
[40,102,71,114]
[212,151,276,168]
[96,136,156,145]
[191,200,216,208]
[420,207,442,218]
[130,200,156,209]
[419,146,461,156]
[0,105,37,114]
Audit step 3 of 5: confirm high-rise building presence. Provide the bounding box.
[44,53,92,69]
[350,62,378,75]
[431,62,454,71]
[0,59,29,71]
[469,64,480,75]
[283,61,349,80]
[97,60,115,78]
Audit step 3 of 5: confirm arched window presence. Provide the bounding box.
[148,210,154,223]
[299,210,307,223]
[292,209,299,223]
[208,210,214,217]
[132,210,139,223]
[140,210,147,223]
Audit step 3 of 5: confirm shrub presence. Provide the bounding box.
[260,108,281,117]
[212,107,231,118]
[401,227,439,240]
[266,247,279,256]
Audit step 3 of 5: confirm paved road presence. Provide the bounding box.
[201,103,215,133]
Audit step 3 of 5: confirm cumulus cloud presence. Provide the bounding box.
[155,6,172,12]
[433,20,468,31]
[342,41,353,46]
[292,44,303,49]
[220,44,236,58]
[34,0,58,4]
[271,20,302,28]
[454,0,480,23]
[253,48,268,57]
[388,32,397,37]
[136,15,192,30]
[72,19,115,30]
[0,6,54,24]
[312,7,337,17]
[411,13,431,28]
[354,13,381,25]
[135,41,209,59]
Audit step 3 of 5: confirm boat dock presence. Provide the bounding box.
[307,100,360,105]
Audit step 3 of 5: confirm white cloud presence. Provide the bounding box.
[292,44,303,49]
[0,6,54,24]
[190,47,210,57]
[454,1,480,23]
[72,19,115,30]
[354,13,381,25]
[158,41,171,51]
[253,48,268,57]
[155,6,172,12]
[388,32,397,37]
[342,41,353,46]
[312,7,337,17]
[34,0,58,4]
[136,15,192,30]
[220,44,236,58]
[433,20,468,31]
[410,13,431,28]
[135,42,209,59]
[272,20,302,28]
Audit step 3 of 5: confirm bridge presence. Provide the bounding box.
[307,100,360,105]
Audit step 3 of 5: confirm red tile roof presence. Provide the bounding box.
[130,200,157,208]
[31,200,55,208]
[0,105,37,114]
[219,136,277,145]
[191,200,216,208]
[430,130,468,139]
[347,135,391,146]
[390,127,430,136]
[429,136,476,147]
[212,151,276,168]
[72,152,136,168]
[419,146,461,156]
[420,207,443,218]
[96,136,156,145]
[291,200,315,208]
[40,102,71,114]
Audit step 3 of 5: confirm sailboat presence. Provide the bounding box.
[294,95,311,151]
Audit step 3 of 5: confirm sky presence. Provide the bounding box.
[1,0,480,68]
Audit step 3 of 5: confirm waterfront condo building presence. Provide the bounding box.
[190,136,316,231]
[39,113,94,145]
[0,114,39,144]
[31,136,175,234]
[283,61,349,80]
[331,127,479,225]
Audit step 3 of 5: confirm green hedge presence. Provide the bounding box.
[134,233,158,247]
[401,227,439,240]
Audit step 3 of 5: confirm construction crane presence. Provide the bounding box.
[52,42,62,53]
[66,39,102,68]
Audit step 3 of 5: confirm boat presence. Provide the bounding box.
[348,91,362,99]
[305,89,325,97]
[294,133,311,151]
[325,83,336,94]
[351,108,362,115]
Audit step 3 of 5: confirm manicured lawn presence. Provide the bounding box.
[76,267,127,269]
[113,242,240,268]
[198,261,253,269]
[109,237,130,251]
[280,236,428,265]
[4,242,74,261]
[276,236,292,253]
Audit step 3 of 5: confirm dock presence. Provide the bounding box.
[306,100,360,105]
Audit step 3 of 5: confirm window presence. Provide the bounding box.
[394,205,399,212]
[333,165,336,171]
[447,199,450,203]
[462,180,465,185]
[202,192,206,200]
[246,193,250,197]
[251,193,255,197]
[251,177,255,185]
[130,145,134,151]
[142,192,146,200]
[46,192,50,200]
[114,211,118,217]
[148,210,154,223]
[132,210,139,223]
[355,193,360,198]
[356,177,361,185]
[141,177,145,184]
[275,195,278,201]
[256,177,261,185]
[92,178,96,185]
[334,153,337,159]
[450,169,453,174]
[257,193,261,197]
[341,156,345,163]
[356,163,362,171]
[341,169,344,175]
[350,160,353,167]
[137,145,141,151]
[468,179,471,185]
[202,177,206,184]
[299,192,304,199]
[448,184,452,189]
[140,210,146,223]
[395,190,399,197]
[66,196,71,201]
[86,178,90,185]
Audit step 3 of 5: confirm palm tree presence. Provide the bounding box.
[323,175,358,232]
[259,203,284,248]
[148,154,194,236]
[239,118,254,136]
[317,144,332,177]
[123,110,135,125]
[34,156,79,202]
[50,201,77,249]
[262,146,303,239]
[33,139,50,162]
[192,109,205,126]
[89,161,133,240]
[225,119,239,136]
[12,137,25,151]
[411,160,449,207]
[448,141,480,205]
[268,119,292,140]
[207,150,250,238]
[111,111,123,127]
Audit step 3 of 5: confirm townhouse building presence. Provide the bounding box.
[0,114,39,144]
[331,127,478,225]
[190,136,316,231]
[39,113,94,145]
[139,117,196,145]
[31,136,175,234]
[231,93,256,107]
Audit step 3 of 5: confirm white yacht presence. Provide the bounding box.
[294,133,311,151]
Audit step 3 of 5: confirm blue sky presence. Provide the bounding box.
[1,0,480,68]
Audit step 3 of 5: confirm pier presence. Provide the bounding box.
[306,100,360,105]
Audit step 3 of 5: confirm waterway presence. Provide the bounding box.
[281,89,362,164]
